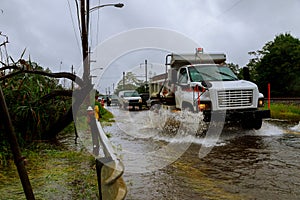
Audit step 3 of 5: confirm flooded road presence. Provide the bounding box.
[104,107,300,200]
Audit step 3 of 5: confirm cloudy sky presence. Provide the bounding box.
[1,0,300,92]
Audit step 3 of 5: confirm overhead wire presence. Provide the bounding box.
[74,0,82,36]
[67,0,82,56]
[199,0,245,30]
[96,0,101,46]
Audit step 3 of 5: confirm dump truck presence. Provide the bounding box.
[147,48,270,129]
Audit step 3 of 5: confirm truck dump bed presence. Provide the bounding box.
[167,53,226,69]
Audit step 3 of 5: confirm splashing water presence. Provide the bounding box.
[147,108,226,147]
[290,121,300,133]
[148,108,206,136]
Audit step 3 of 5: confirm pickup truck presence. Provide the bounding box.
[118,90,143,110]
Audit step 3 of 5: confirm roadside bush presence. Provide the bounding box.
[0,64,72,164]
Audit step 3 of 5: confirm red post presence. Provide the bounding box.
[268,83,271,110]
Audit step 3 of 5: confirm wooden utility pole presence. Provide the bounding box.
[80,0,90,84]
[0,86,35,200]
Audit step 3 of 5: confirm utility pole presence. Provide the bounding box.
[71,65,74,90]
[122,72,125,89]
[145,59,148,84]
[80,0,90,84]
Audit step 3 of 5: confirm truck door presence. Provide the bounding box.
[175,68,189,108]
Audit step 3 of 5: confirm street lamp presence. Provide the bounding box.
[89,3,124,13]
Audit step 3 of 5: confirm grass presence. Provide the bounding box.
[0,107,115,199]
[100,108,115,125]
[265,102,300,121]
[0,142,98,200]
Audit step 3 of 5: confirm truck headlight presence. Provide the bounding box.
[198,102,211,111]
[138,99,142,103]
[258,98,265,107]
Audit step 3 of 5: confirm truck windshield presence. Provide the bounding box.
[124,91,140,97]
[189,65,238,82]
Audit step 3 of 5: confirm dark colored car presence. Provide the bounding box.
[140,93,150,109]
[110,94,119,106]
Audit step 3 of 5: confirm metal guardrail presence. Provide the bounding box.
[90,118,127,200]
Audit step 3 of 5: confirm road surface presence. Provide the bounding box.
[104,106,300,200]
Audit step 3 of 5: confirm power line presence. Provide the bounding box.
[74,0,82,35]
[199,0,245,30]
[215,0,245,19]
[96,0,101,46]
[67,0,82,56]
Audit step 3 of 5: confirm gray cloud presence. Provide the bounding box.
[1,0,300,92]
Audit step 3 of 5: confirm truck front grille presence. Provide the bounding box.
[218,90,253,108]
[129,99,139,103]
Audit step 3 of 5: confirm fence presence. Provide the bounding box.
[266,97,300,105]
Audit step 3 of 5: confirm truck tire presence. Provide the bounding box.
[253,118,262,130]
[242,117,262,130]
[241,120,252,130]
[150,103,161,112]
[182,102,194,112]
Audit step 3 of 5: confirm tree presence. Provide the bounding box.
[247,33,300,97]
[0,59,86,144]
[226,62,243,79]
[114,72,143,95]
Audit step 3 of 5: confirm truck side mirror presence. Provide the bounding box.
[201,81,212,89]
[243,67,250,81]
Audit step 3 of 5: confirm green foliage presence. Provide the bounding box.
[0,62,71,157]
[136,84,149,94]
[226,63,243,79]
[248,33,300,97]
[265,102,300,121]
[114,72,143,95]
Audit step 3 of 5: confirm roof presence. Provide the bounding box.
[151,73,167,82]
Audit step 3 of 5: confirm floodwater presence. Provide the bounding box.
[104,107,300,200]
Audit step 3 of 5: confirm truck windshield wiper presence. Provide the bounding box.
[198,71,218,81]
[216,71,238,80]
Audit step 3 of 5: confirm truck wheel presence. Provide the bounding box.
[241,120,252,130]
[242,118,262,130]
[182,103,194,112]
[150,103,161,112]
[253,118,262,130]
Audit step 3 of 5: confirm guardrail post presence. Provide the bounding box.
[94,121,127,199]
[96,157,111,200]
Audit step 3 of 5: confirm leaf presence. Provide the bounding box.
[20,48,27,59]
[9,56,15,64]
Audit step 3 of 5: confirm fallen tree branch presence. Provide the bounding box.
[0,69,84,87]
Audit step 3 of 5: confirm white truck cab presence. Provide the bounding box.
[149,49,270,129]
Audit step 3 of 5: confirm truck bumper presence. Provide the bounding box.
[203,109,271,122]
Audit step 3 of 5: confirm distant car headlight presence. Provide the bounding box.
[138,98,142,103]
